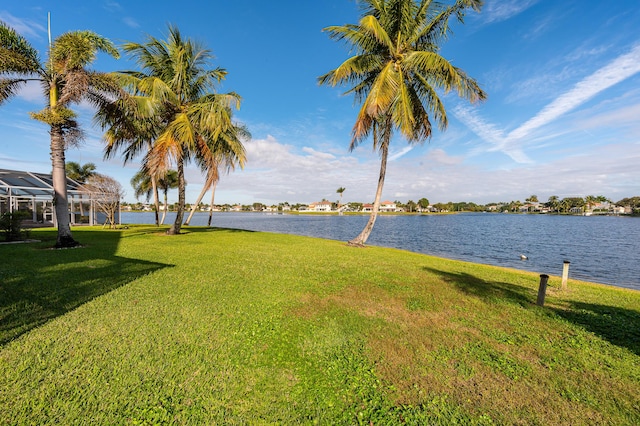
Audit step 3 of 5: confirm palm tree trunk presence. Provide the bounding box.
[207,180,218,227]
[184,174,214,226]
[152,176,160,226]
[78,195,84,218]
[161,190,168,225]
[348,139,389,247]
[148,142,160,226]
[50,124,78,247]
[168,159,185,235]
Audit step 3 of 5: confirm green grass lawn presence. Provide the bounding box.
[1,226,639,425]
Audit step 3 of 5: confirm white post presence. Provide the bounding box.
[561,261,570,290]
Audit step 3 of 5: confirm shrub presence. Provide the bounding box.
[0,211,31,242]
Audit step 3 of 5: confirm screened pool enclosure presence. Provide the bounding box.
[0,169,119,226]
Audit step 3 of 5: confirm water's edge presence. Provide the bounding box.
[121,212,639,291]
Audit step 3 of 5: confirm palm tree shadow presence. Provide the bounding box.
[422,266,535,308]
[550,302,640,356]
[0,230,171,346]
[423,266,640,355]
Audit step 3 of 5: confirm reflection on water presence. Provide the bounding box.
[121,212,639,290]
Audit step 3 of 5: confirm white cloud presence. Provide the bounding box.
[425,148,463,166]
[508,44,640,141]
[384,141,640,203]
[481,0,540,24]
[0,11,45,38]
[301,146,336,160]
[455,44,640,164]
[388,146,413,161]
[122,17,139,29]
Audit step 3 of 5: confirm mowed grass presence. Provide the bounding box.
[1,226,639,425]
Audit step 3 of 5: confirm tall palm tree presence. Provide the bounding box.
[336,187,346,215]
[99,103,162,226]
[0,21,120,247]
[113,25,245,235]
[65,161,96,217]
[547,195,559,214]
[319,0,486,246]
[584,195,597,213]
[157,170,179,225]
[130,169,178,224]
[130,169,154,202]
[184,124,249,226]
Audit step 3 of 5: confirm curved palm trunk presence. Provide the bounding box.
[160,189,168,225]
[348,139,389,247]
[148,142,160,226]
[78,196,85,218]
[168,159,185,235]
[184,174,215,226]
[207,180,218,227]
[51,124,78,247]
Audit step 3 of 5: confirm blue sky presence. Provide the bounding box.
[1,0,639,205]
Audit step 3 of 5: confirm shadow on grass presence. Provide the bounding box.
[191,226,256,233]
[422,266,534,308]
[423,266,640,356]
[118,226,256,237]
[550,302,640,356]
[0,229,170,346]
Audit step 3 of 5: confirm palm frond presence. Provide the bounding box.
[51,31,119,72]
[0,78,29,104]
[0,21,42,75]
[321,0,484,154]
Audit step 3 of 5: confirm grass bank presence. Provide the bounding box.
[1,226,638,424]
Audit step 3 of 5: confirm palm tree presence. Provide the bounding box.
[584,195,597,213]
[157,170,179,225]
[65,161,96,217]
[336,187,346,214]
[511,200,522,213]
[130,168,178,224]
[547,195,559,214]
[99,104,162,226]
[319,0,485,246]
[130,170,154,202]
[525,195,538,212]
[113,25,245,235]
[184,124,249,226]
[66,161,97,183]
[0,21,120,247]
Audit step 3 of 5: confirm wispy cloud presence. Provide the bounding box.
[103,1,122,12]
[456,44,640,163]
[389,146,413,161]
[481,0,540,24]
[0,11,45,38]
[508,44,640,141]
[122,17,139,29]
[453,105,531,163]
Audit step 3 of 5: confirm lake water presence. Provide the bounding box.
[121,212,639,291]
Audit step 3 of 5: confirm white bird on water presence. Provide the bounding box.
[520,254,528,260]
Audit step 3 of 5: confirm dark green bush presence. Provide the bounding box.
[0,211,31,242]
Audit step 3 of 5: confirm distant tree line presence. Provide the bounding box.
[122,195,640,215]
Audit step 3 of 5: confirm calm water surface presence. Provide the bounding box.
[122,212,639,290]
